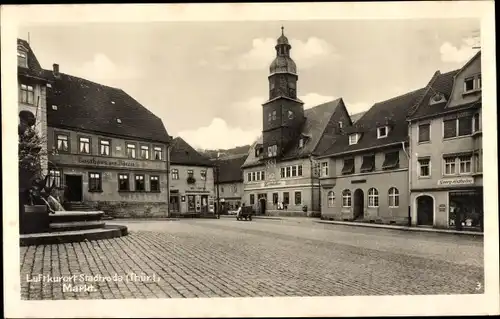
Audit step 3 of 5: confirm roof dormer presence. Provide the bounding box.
[349,133,361,145]
[429,92,447,105]
[377,126,389,139]
[298,133,311,149]
[17,45,28,68]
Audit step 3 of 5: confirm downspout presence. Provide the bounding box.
[404,121,411,227]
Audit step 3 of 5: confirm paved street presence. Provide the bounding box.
[20,218,484,300]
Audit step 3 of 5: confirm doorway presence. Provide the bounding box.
[353,189,364,220]
[417,195,434,226]
[169,195,180,212]
[65,175,82,202]
[259,197,266,215]
[187,195,196,212]
[201,195,208,213]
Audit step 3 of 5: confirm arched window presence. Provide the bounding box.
[342,189,351,207]
[388,187,399,208]
[368,188,379,207]
[327,191,335,207]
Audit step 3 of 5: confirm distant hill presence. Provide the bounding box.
[198,145,251,159]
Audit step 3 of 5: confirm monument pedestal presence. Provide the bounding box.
[20,205,49,234]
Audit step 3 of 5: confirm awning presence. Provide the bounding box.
[382,151,400,170]
[360,155,374,172]
[341,159,355,175]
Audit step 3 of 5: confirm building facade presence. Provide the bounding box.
[317,87,428,225]
[17,39,49,176]
[408,52,482,231]
[40,60,172,217]
[169,137,215,216]
[213,154,247,212]
[242,28,352,217]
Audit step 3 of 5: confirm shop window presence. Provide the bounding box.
[327,191,335,207]
[150,176,160,192]
[368,188,379,208]
[294,191,302,205]
[99,139,110,156]
[140,145,150,159]
[79,137,90,154]
[388,187,399,208]
[418,123,430,143]
[88,172,102,192]
[153,146,163,160]
[418,158,431,177]
[118,174,129,191]
[135,174,145,191]
[48,169,61,188]
[127,143,136,159]
[342,189,351,207]
[448,191,483,229]
[171,169,179,180]
[19,84,34,104]
[283,192,290,205]
[459,156,472,174]
[56,134,69,152]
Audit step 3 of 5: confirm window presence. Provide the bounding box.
[321,162,329,177]
[360,155,375,173]
[250,194,255,205]
[286,166,291,178]
[368,188,379,208]
[475,151,482,173]
[477,75,482,89]
[349,134,359,145]
[261,171,265,180]
[418,158,431,177]
[283,192,290,205]
[464,77,475,92]
[171,169,179,180]
[272,193,279,204]
[268,145,277,157]
[459,156,472,174]
[418,123,430,143]
[341,158,355,175]
[280,167,285,178]
[342,189,351,207]
[473,113,480,132]
[458,116,472,136]
[443,119,457,138]
[100,139,110,156]
[135,175,145,191]
[388,187,399,208]
[377,126,388,139]
[118,174,129,191]
[272,110,277,120]
[252,172,256,181]
[153,146,163,160]
[268,113,272,122]
[17,50,27,67]
[233,185,238,193]
[187,170,194,178]
[444,157,456,175]
[327,191,335,207]
[299,138,304,148]
[248,172,252,181]
[382,151,400,170]
[79,137,90,154]
[298,165,303,176]
[291,166,297,177]
[200,170,206,181]
[56,134,69,152]
[140,145,150,159]
[126,144,136,158]
[339,121,343,129]
[294,191,302,205]
[88,173,102,192]
[48,169,61,188]
[19,84,34,104]
[150,176,160,192]
[221,186,224,192]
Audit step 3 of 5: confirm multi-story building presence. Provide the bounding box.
[213,154,247,212]
[17,39,49,175]
[317,85,428,224]
[407,51,482,231]
[168,137,215,216]
[40,60,172,217]
[241,28,353,217]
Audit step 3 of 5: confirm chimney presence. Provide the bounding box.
[53,63,60,77]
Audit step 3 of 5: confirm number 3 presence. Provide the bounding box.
[476,283,482,291]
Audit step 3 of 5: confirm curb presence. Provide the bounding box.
[314,220,483,236]
[219,215,283,221]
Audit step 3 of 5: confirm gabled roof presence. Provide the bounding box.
[213,154,248,183]
[170,137,213,167]
[350,111,366,123]
[319,87,428,157]
[17,39,46,80]
[242,98,343,168]
[407,69,462,120]
[44,70,171,143]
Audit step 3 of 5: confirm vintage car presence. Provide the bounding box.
[236,206,253,221]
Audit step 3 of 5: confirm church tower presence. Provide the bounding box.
[261,27,305,160]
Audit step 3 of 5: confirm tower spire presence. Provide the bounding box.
[281,25,284,36]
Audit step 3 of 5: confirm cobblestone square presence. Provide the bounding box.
[20,218,484,300]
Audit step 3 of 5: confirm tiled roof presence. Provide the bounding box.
[44,70,171,143]
[242,99,342,168]
[170,137,213,167]
[213,154,248,183]
[319,87,428,157]
[407,70,462,120]
[17,39,46,80]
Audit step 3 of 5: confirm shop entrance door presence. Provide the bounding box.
[417,195,434,226]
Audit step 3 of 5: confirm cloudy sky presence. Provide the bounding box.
[20,18,479,149]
